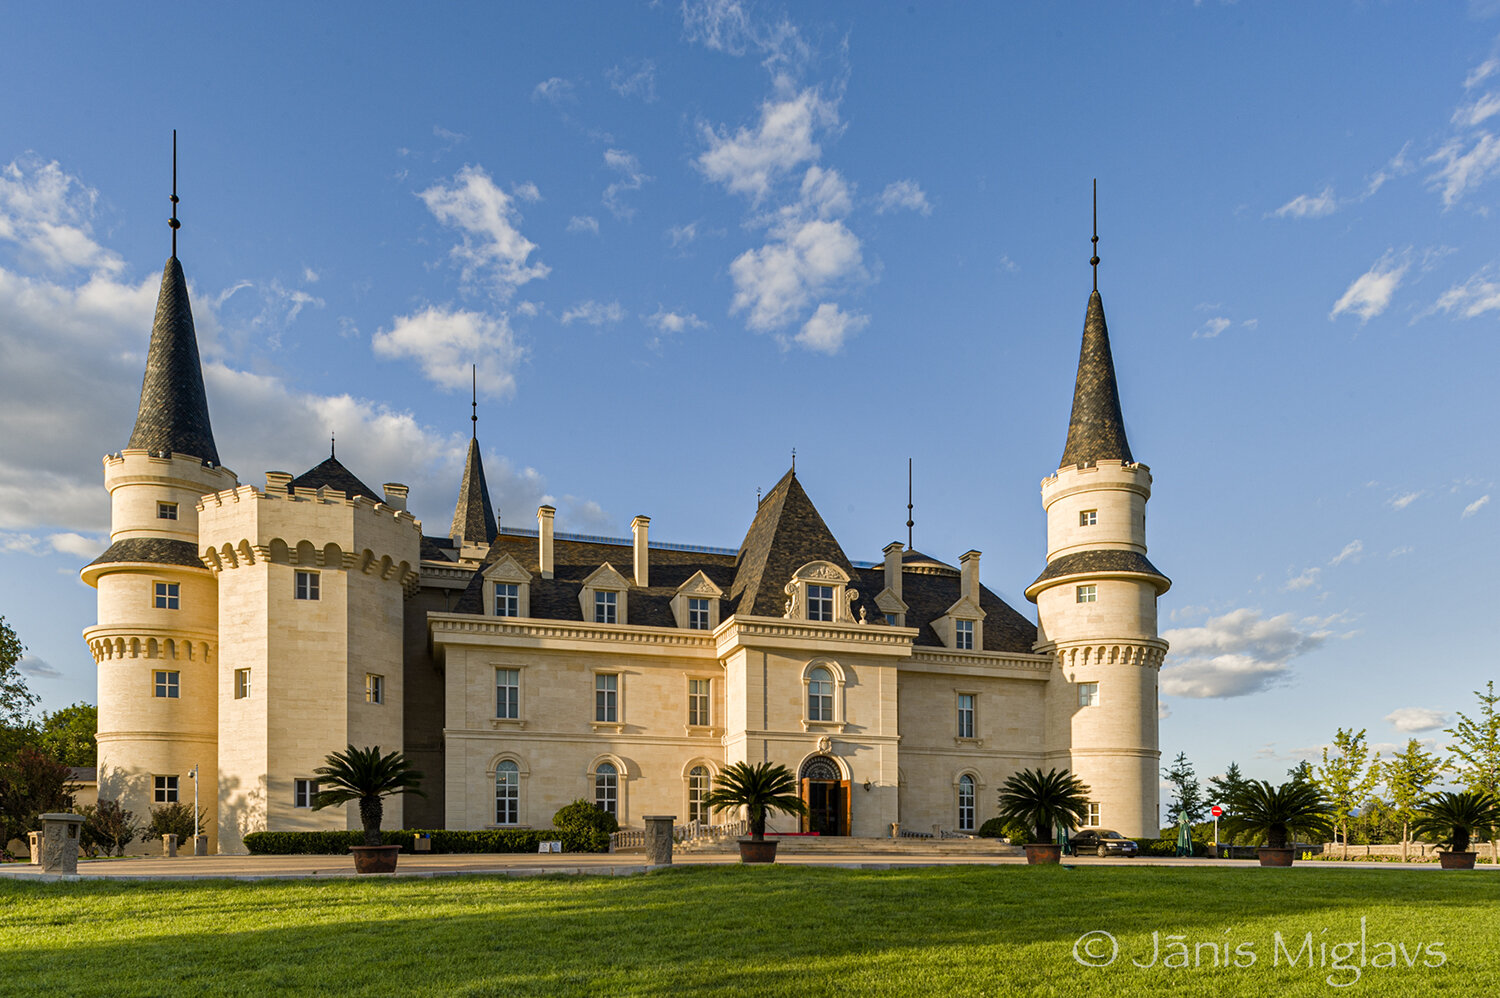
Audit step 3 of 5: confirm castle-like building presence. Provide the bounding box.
[82,196,1170,854]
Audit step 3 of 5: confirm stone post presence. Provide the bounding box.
[39,813,83,875]
[163,833,179,857]
[28,830,41,864]
[194,835,209,856]
[890,822,900,840]
[643,815,676,866]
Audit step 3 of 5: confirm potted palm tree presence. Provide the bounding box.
[704,761,808,864]
[1409,791,1499,870]
[1223,779,1334,867]
[312,745,426,874]
[995,768,1092,865]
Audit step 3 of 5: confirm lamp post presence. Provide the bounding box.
[189,765,199,846]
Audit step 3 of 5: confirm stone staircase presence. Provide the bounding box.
[675,835,1022,857]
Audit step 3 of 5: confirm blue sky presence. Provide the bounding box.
[2,2,1497,795]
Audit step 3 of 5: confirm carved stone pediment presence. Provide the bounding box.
[675,570,724,599]
[792,560,850,584]
[943,596,986,620]
[582,562,632,590]
[483,552,532,585]
[874,587,908,614]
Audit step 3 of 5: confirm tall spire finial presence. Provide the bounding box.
[1090,178,1099,292]
[169,130,181,258]
[906,457,914,549]
[471,364,478,439]
[330,431,336,458]
[791,447,796,472]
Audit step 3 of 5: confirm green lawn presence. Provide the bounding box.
[1,865,1495,997]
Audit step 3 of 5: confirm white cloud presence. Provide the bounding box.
[0,156,123,275]
[793,302,867,354]
[1192,317,1232,340]
[1281,567,1320,592]
[729,217,864,331]
[1388,490,1424,510]
[532,77,576,104]
[795,165,853,220]
[1452,92,1500,129]
[1466,57,1500,91]
[567,216,600,235]
[696,88,838,202]
[418,165,549,300]
[1329,539,1363,567]
[17,655,61,679]
[1158,700,1171,721]
[1463,494,1491,518]
[1160,609,1331,698]
[371,306,525,398]
[302,267,319,283]
[512,182,541,203]
[680,0,810,75]
[876,180,932,216]
[1385,707,1450,732]
[1389,545,1414,558]
[668,222,700,247]
[602,149,650,220]
[1430,264,1500,319]
[606,60,657,102]
[1425,132,1500,207]
[560,300,625,326]
[48,532,101,558]
[1329,250,1410,322]
[644,307,706,335]
[1273,186,1337,219]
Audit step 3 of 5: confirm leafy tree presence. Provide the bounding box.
[311,745,426,847]
[142,802,211,844]
[0,617,38,762]
[1208,761,1251,845]
[0,747,76,847]
[704,761,807,841]
[1286,760,1314,785]
[995,767,1093,844]
[1349,795,1399,846]
[79,800,140,857]
[1445,681,1500,863]
[1315,727,1381,860]
[36,703,97,768]
[1162,752,1207,824]
[1385,738,1443,861]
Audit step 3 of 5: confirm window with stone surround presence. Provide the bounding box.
[154,775,178,803]
[807,584,835,621]
[688,765,710,823]
[594,590,618,625]
[1076,584,1097,603]
[154,670,179,698]
[1080,509,1097,526]
[594,762,618,817]
[495,583,520,617]
[154,582,180,610]
[808,667,834,721]
[687,678,710,727]
[595,673,618,723]
[958,774,976,831]
[496,669,520,719]
[157,502,178,520]
[495,761,520,825]
[957,693,975,738]
[955,619,975,650]
[687,598,710,630]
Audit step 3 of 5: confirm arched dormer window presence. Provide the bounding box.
[783,561,857,624]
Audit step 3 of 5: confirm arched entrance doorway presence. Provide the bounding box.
[799,755,850,836]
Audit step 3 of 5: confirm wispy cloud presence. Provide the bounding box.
[602,149,650,219]
[1330,250,1409,323]
[1425,133,1500,207]
[668,222,700,247]
[1463,494,1491,518]
[1329,539,1363,567]
[643,306,707,348]
[696,88,838,203]
[1385,707,1450,732]
[875,180,932,216]
[1192,317,1231,339]
[17,655,61,679]
[531,77,576,105]
[606,59,657,102]
[1389,490,1424,511]
[1281,567,1321,592]
[1273,186,1338,219]
[681,0,811,77]
[1161,609,1334,698]
[1429,264,1500,318]
[567,215,599,235]
[418,165,549,301]
[561,300,625,326]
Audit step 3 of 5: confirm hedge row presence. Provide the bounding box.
[242,828,608,855]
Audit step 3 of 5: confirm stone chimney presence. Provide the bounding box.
[265,471,293,493]
[537,505,555,579]
[382,483,409,512]
[632,515,650,588]
[960,550,981,605]
[883,541,904,601]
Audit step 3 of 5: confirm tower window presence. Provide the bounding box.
[594,591,618,625]
[807,584,834,621]
[157,502,178,520]
[154,582,180,610]
[1076,585,1097,603]
[234,669,251,699]
[365,673,384,705]
[495,583,520,617]
[1080,509,1097,526]
[295,571,320,601]
[1079,682,1100,707]
[154,775,179,803]
[955,619,974,650]
[294,779,319,808]
[154,671,179,698]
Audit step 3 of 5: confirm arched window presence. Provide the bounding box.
[808,667,834,721]
[595,762,618,817]
[688,765,710,824]
[958,774,976,832]
[495,760,519,825]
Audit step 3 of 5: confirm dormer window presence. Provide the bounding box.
[807,585,834,621]
[482,553,532,620]
[579,563,631,626]
[783,562,856,624]
[955,619,975,650]
[495,584,519,617]
[671,571,724,630]
[595,591,617,624]
[688,598,710,629]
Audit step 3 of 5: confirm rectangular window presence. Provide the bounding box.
[594,591,617,625]
[885,613,897,626]
[157,502,178,520]
[496,668,519,719]
[1076,584,1097,603]
[1080,509,1097,526]
[494,583,520,617]
[295,571,320,601]
[955,619,974,650]
[154,670,179,699]
[957,693,975,738]
[1086,802,1101,826]
[807,584,834,621]
[153,582,180,610]
[687,597,710,630]
[154,775,178,803]
[366,673,384,705]
[595,673,618,723]
[234,668,251,700]
[688,678,710,727]
[1078,682,1100,707]
[294,779,318,808]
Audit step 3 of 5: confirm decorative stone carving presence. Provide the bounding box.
[643,815,675,866]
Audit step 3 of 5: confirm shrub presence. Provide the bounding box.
[80,800,140,857]
[242,827,610,856]
[552,799,620,837]
[141,802,210,843]
[976,817,1009,839]
[1140,836,1211,857]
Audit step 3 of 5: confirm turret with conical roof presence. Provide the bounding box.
[450,369,498,559]
[1059,290,1133,469]
[127,256,220,466]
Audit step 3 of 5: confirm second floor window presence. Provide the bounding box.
[955,619,974,650]
[688,679,710,726]
[594,591,618,624]
[234,669,251,699]
[295,571,319,601]
[157,502,178,520]
[808,667,834,721]
[366,673,384,705]
[596,673,618,723]
[496,669,519,719]
[687,598,710,630]
[154,670,179,698]
[1080,509,1097,526]
[957,694,975,738]
[154,582,180,610]
[1078,682,1100,707]
[807,584,834,621]
[1076,584,1097,603]
[495,583,520,617]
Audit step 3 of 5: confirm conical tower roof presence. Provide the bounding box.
[1058,289,1133,469]
[451,436,498,546]
[729,469,857,617]
[126,256,220,465]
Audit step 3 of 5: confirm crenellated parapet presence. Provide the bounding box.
[1047,639,1169,672]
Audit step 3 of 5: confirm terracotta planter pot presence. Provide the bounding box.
[1024,843,1062,865]
[1257,847,1295,867]
[1438,851,1477,870]
[350,845,401,874]
[737,838,779,864]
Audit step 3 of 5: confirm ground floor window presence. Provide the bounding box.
[495,761,519,824]
[958,774,975,831]
[688,765,710,824]
[594,762,618,817]
[294,779,318,808]
[1086,802,1101,826]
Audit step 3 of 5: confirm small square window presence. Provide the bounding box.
[688,678,710,727]
[1080,509,1097,526]
[595,591,618,625]
[957,693,975,738]
[154,582,180,610]
[1079,682,1100,707]
[687,597,711,630]
[807,584,834,621]
[157,502,178,520]
[154,775,179,803]
[1076,584,1097,603]
[496,668,519,719]
[495,583,520,617]
[234,669,251,699]
[154,670,180,698]
[595,673,618,723]
[294,779,318,808]
[295,571,320,601]
[955,619,974,650]
[884,613,897,626]
[366,673,384,705]
[1086,802,1101,826]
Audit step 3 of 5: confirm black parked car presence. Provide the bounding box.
[1070,828,1139,857]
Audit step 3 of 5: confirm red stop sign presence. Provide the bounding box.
[1211,806,1223,817]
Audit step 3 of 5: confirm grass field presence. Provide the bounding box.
[2,865,1496,997]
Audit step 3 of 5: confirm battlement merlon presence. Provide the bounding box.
[196,483,422,529]
[1040,459,1152,505]
[103,448,239,493]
